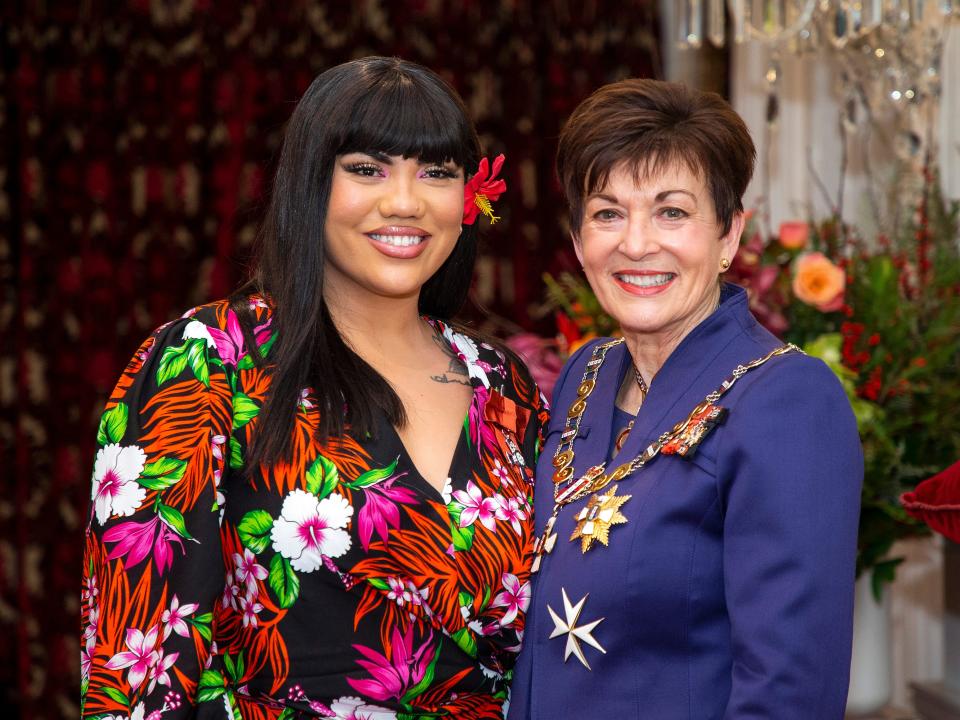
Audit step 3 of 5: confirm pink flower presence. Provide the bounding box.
[206,309,272,367]
[161,594,199,640]
[105,625,161,691]
[81,637,94,682]
[233,548,268,595]
[492,573,531,627]
[452,481,499,532]
[467,387,498,456]
[346,626,436,702]
[222,571,241,610]
[146,647,179,693]
[494,495,526,535]
[357,476,417,552]
[239,595,263,628]
[778,221,810,249]
[103,515,185,575]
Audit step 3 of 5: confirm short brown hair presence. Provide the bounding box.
[557,78,755,237]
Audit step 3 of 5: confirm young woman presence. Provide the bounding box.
[82,57,547,720]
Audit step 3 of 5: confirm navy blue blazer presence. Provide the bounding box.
[509,284,863,719]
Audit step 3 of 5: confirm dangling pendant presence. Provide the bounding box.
[531,513,559,573]
[570,485,632,553]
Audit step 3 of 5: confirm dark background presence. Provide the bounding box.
[0,2,664,717]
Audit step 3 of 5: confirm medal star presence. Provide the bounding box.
[547,588,606,670]
[570,484,631,553]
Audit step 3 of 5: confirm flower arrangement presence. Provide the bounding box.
[525,170,960,597]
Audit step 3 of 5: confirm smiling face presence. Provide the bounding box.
[323,151,465,307]
[575,161,744,350]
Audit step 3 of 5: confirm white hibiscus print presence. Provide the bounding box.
[182,319,215,347]
[329,696,397,720]
[270,489,353,573]
[91,444,147,525]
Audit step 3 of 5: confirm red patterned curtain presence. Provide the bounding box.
[0,2,659,716]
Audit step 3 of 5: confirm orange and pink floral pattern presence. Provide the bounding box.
[81,298,547,720]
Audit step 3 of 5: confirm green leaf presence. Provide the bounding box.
[97,403,129,445]
[157,342,190,386]
[480,584,492,611]
[367,577,390,591]
[269,554,300,608]
[277,709,296,720]
[258,332,277,358]
[235,650,245,682]
[306,454,339,498]
[347,457,399,489]
[401,638,443,702]
[223,654,237,682]
[457,591,474,609]
[237,353,255,371]
[451,628,477,658]
[194,620,212,643]
[194,612,213,624]
[138,457,187,490]
[449,520,475,552]
[103,687,129,707]
[158,503,195,541]
[187,338,210,387]
[229,436,244,469]
[238,510,274,554]
[196,669,227,702]
[232,393,260,429]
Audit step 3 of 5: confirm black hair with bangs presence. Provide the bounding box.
[232,56,482,466]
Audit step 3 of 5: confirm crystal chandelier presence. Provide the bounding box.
[678,1,959,163]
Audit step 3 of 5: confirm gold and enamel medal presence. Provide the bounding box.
[570,484,631,552]
[530,340,801,573]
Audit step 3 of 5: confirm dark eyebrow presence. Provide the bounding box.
[364,150,393,163]
[587,192,620,204]
[655,189,697,202]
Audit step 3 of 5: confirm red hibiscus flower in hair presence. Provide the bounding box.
[463,154,507,225]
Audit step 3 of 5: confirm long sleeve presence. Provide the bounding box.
[82,314,234,719]
[719,356,863,719]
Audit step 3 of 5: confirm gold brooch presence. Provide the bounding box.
[570,484,631,553]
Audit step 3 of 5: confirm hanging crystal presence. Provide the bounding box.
[764,0,784,34]
[862,0,884,31]
[731,0,748,42]
[765,53,781,127]
[708,0,726,46]
[678,0,704,47]
[847,0,863,36]
[689,0,704,46]
[910,0,925,22]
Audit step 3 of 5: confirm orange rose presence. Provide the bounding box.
[792,252,845,312]
[778,221,809,250]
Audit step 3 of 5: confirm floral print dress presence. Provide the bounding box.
[81,298,548,720]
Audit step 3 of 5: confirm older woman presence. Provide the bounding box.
[509,80,862,719]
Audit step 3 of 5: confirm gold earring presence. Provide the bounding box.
[720,258,730,271]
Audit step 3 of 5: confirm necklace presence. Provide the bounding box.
[612,365,648,452]
[633,366,648,399]
[530,340,800,572]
